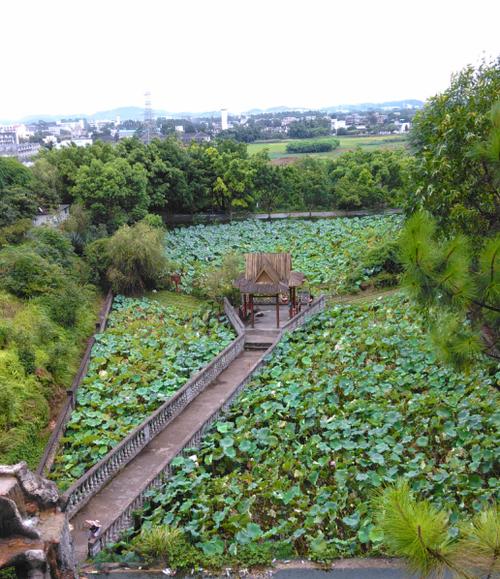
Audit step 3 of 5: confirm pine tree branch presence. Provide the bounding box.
[472,299,500,313]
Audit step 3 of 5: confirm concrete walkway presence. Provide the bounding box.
[71,349,263,561]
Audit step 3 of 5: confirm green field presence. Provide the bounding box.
[247,135,409,161]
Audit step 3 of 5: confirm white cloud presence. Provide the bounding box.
[1,0,499,119]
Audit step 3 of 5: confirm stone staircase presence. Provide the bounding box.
[244,329,281,350]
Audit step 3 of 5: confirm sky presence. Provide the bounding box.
[1,0,499,120]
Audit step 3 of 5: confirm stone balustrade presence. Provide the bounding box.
[223,297,245,336]
[63,331,245,518]
[281,295,326,333]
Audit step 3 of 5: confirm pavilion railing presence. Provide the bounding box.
[87,294,326,556]
[36,290,114,477]
[62,319,244,518]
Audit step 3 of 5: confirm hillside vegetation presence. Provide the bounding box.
[0,225,98,468]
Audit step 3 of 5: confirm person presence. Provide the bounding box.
[85,519,101,539]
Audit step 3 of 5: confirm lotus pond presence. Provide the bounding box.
[51,295,235,488]
[166,215,402,294]
[138,293,499,560]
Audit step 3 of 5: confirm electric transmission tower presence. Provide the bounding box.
[143,91,155,144]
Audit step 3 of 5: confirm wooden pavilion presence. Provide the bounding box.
[233,253,305,328]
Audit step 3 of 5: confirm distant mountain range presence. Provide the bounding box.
[1,100,424,124]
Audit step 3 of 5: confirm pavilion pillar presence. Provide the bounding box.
[251,294,255,328]
[276,294,280,328]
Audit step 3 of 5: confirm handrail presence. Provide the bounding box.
[223,298,245,336]
[36,290,114,476]
[62,308,245,518]
[281,295,326,333]
[87,294,326,556]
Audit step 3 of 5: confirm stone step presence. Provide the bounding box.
[244,342,274,351]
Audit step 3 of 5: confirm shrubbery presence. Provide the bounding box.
[286,140,339,154]
[346,239,403,291]
[0,221,97,467]
[0,245,64,298]
[106,221,168,295]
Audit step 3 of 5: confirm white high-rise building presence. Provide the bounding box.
[221,108,228,131]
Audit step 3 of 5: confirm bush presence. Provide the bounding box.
[0,246,65,298]
[0,322,12,348]
[196,252,243,305]
[141,213,165,229]
[131,526,200,569]
[0,219,32,248]
[234,542,274,567]
[84,237,111,287]
[17,343,36,374]
[27,226,74,267]
[286,140,339,154]
[106,222,168,295]
[40,284,84,327]
[346,240,403,291]
[46,342,73,384]
[62,204,109,254]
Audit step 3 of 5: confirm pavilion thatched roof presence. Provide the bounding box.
[233,253,305,295]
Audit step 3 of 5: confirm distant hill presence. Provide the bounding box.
[323,99,424,112]
[3,99,424,124]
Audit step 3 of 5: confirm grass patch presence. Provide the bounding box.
[144,290,210,314]
[0,291,100,469]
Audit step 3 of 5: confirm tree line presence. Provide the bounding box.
[0,138,411,232]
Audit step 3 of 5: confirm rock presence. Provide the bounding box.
[0,497,40,539]
[0,462,59,507]
[0,463,75,577]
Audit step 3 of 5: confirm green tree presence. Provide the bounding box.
[401,60,500,368]
[252,152,286,213]
[72,157,149,231]
[0,158,37,226]
[207,146,256,212]
[408,57,500,238]
[30,157,60,208]
[400,211,499,368]
[0,157,32,190]
[106,221,168,295]
[0,187,38,227]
